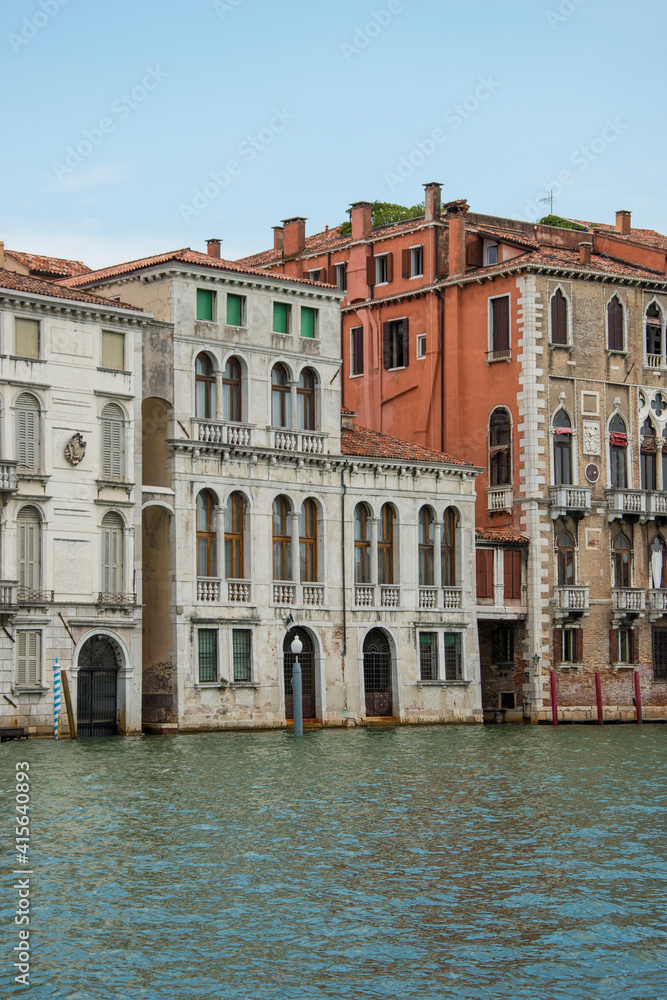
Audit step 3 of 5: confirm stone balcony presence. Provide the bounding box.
[0,581,18,613]
[611,587,646,620]
[191,419,253,448]
[649,589,667,620]
[271,429,327,455]
[486,486,513,514]
[607,488,667,522]
[549,484,592,519]
[0,460,18,497]
[554,585,589,617]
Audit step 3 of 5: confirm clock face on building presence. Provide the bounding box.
[585,463,600,483]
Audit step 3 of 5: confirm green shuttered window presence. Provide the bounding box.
[300,306,317,339]
[197,289,215,321]
[226,294,245,327]
[273,302,290,334]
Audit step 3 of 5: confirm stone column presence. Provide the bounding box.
[657,437,664,491]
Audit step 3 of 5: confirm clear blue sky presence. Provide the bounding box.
[1,0,663,268]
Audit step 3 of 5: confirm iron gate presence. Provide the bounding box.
[77,635,120,737]
[652,628,667,681]
[283,628,316,720]
[363,628,393,717]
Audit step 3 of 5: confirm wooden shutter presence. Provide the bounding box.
[327,265,335,284]
[401,248,411,279]
[504,550,521,600]
[553,628,562,664]
[609,628,617,663]
[466,239,483,267]
[401,318,409,367]
[15,318,39,359]
[492,297,510,352]
[608,297,623,351]
[352,328,363,375]
[383,322,392,369]
[16,632,38,687]
[16,395,39,471]
[17,511,39,592]
[385,253,394,282]
[551,290,567,344]
[631,629,639,664]
[102,406,124,480]
[575,629,583,663]
[476,549,493,599]
[366,256,376,285]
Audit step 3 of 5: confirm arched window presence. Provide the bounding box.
[418,507,435,586]
[196,490,217,578]
[378,503,394,585]
[195,353,216,419]
[101,403,125,480]
[222,357,242,422]
[442,507,457,586]
[641,418,657,490]
[556,529,574,586]
[17,505,41,595]
[607,295,624,351]
[354,503,371,584]
[551,287,568,345]
[299,499,318,582]
[489,408,511,486]
[646,302,663,365]
[297,369,316,431]
[650,535,667,589]
[101,511,124,596]
[224,492,245,579]
[272,496,292,581]
[613,532,632,588]
[15,393,40,472]
[609,413,628,489]
[271,364,291,428]
[553,410,572,485]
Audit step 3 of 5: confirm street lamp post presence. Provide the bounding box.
[291,635,303,738]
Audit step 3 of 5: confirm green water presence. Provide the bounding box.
[1,725,666,999]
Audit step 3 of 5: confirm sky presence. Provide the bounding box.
[0,0,664,269]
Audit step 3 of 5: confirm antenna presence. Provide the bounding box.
[539,189,554,215]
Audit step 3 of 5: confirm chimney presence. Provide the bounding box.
[350,201,373,240]
[579,241,592,265]
[615,210,631,236]
[281,217,307,257]
[206,238,221,258]
[423,182,442,222]
[341,408,357,431]
[445,199,469,278]
[272,226,284,252]
[0,241,4,268]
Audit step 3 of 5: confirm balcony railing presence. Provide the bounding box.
[271,429,327,454]
[0,582,17,608]
[17,588,54,605]
[607,489,646,519]
[380,585,400,608]
[0,461,18,494]
[227,581,251,603]
[487,486,513,513]
[303,584,324,607]
[442,587,463,610]
[355,585,374,607]
[555,585,589,613]
[419,587,439,609]
[648,492,667,516]
[273,583,296,605]
[486,348,511,362]
[550,485,592,517]
[612,588,646,613]
[97,592,137,606]
[646,354,663,369]
[649,589,667,613]
[191,419,252,447]
[197,578,220,602]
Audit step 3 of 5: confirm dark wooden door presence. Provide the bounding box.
[363,629,393,717]
[652,628,667,680]
[284,628,316,720]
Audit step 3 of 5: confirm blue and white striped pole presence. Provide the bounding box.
[53,658,61,740]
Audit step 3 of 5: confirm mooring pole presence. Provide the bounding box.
[595,671,603,725]
[634,670,642,726]
[52,658,61,740]
[290,635,303,738]
[550,669,558,727]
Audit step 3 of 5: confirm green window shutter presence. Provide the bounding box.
[226,294,244,326]
[196,289,214,321]
[273,302,289,334]
[301,306,317,339]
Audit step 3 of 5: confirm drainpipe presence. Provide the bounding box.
[438,290,445,453]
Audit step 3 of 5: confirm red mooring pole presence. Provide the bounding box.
[634,670,642,726]
[550,670,558,726]
[595,671,603,725]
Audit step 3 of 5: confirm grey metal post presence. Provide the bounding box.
[291,635,303,737]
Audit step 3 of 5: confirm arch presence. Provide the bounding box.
[550,286,569,345]
[76,632,124,737]
[15,392,40,472]
[641,416,657,490]
[101,402,125,481]
[553,408,573,486]
[555,528,575,587]
[418,505,435,586]
[607,293,625,351]
[299,497,319,582]
[612,531,632,588]
[442,505,459,586]
[609,412,628,489]
[196,489,218,578]
[354,501,371,584]
[363,628,393,717]
[378,502,396,586]
[16,504,42,596]
[271,363,291,428]
[272,494,292,581]
[646,299,664,364]
[195,351,217,419]
[142,397,172,490]
[650,533,667,589]
[224,490,246,580]
[222,355,243,422]
[297,367,318,431]
[489,407,512,486]
[283,626,317,720]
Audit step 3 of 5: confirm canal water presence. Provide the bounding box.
[2,725,666,999]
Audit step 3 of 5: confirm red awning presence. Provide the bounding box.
[554,426,573,435]
[610,432,628,447]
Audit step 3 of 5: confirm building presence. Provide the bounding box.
[0,251,147,737]
[238,191,667,722]
[61,245,483,730]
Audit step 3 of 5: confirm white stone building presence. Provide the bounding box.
[0,258,146,737]
[62,245,483,730]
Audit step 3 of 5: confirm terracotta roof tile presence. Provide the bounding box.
[566,220,667,252]
[6,250,91,278]
[0,268,142,310]
[341,422,472,466]
[460,244,665,281]
[59,248,338,289]
[476,527,529,544]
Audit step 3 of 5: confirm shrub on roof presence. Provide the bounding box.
[538,215,587,231]
[339,200,424,236]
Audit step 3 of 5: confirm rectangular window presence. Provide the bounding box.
[410,246,423,277]
[335,263,347,291]
[490,296,510,358]
[101,331,125,371]
[17,631,41,688]
[375,255,388,285]
[351,327,364,376]
[273,302,290,334]
[15,318,40,359]
[416,334,426,360]
[382,318,408,369]
[476,549,494,600]
[301,306,318,339]
[611,627,637,664]
[559,627,582,664]
[226,293,245,327]
[419,632,438,681]
[196,288,215,321]
[618,628,631,663]
[308,269,325,282]
[493,627,514,664]
[484,243,499,266]
[198,629,218,682]
[500,691,515,709]
[503,550,521,600]
[443,633,462,680]
[232,629,252,682]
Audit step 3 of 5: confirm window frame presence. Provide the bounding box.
[271,363,291,428]
[299,498,318,583]
[222,356,242,423]
[231,628,253,683]
[272,495,292,582]
[197,628,219,683]
[409,245,424,278]
[225,293,246,328]
[443,632,463,681]
[350,327,364,377]
[606,293,626,353]
[196,288,216,322]
[378,503,394,586]
[101,330,125,371]
[489,407,512,487]
[549,286,570,347]
[195,352,217,421]
[15,392,41,473]
[100,402,126,481]
[556,529,575,587]
[300,306,318,340]
[16,630,42,689]
[354,502,371,584]
[375,254,389,285]
[101,511,124,597]
[418,506,435,587]
[441,507,457,587]
[416,333,427,360]
[553,408,573,486]
[419,632,439,681]
[335,263,347,291]
[488,294,511,360]
[16,505,42,595]
[297,368,317,431]
[273,301,291,335]
[224,492,245,580]
[383,317,408,371]
[196,490,218,579]
[14,316,40,360]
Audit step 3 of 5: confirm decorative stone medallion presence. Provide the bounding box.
[64,433,86,466]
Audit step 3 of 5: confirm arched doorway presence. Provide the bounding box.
[283,628,316,720]
[77,634,122,737]
[363,629,393,717]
